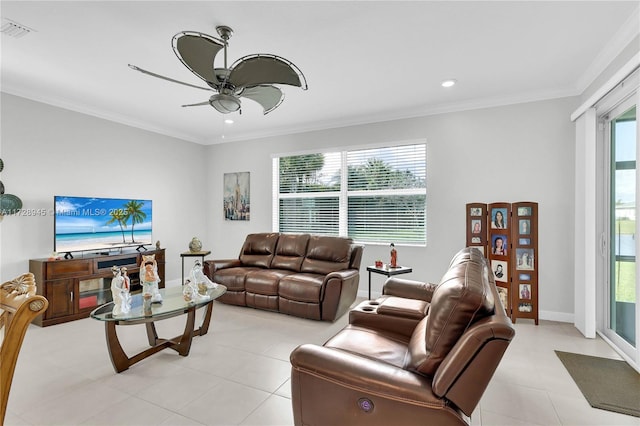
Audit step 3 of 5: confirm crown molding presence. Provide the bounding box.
[2,83,581,146]
[1,86,204,145]
[212,87,580,145]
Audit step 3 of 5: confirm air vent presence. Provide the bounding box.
[1,18,35,38]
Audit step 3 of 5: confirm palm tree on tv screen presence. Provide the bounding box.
[124,200,146,243]
[105,209,128,243]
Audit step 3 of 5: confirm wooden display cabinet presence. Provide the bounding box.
[465,201,539,324]
[30,248,165,326]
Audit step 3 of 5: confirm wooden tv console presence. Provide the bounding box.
[30,248,165,327]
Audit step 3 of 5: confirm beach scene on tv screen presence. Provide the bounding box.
[55,196,152,253]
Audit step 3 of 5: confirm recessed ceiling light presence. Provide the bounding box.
[224,119,234,124]
[441,79,457,88]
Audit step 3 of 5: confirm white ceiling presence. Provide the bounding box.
[1,1,638,145]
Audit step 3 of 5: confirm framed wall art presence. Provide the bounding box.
[224,172,250,221]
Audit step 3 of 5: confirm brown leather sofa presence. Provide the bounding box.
[290,247,515,425]
[203,233,363,321]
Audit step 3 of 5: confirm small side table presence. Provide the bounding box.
[181,251,211,284]
[366,265,413,299]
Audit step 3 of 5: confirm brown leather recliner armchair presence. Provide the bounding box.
[290,248,515,425]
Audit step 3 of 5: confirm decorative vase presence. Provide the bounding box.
[189,237,202,253]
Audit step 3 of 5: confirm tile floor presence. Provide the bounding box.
[5,294,640,426]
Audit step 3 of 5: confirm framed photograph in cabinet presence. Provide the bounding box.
[518,302,533,313]
[519,284,532,300]
[490,207,508,229]
[471,219,482,234]
[491,259,508,282]
[516,248,534,270]
[519,219,531,234]
[517,206,532,216]
[491,234,508,255]
[519,238,531,245]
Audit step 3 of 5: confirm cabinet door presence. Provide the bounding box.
[45,279,74,319]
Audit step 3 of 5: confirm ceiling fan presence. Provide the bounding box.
[128,25,307,115]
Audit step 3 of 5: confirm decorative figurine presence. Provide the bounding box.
[184,259,216,302]
[140,254,162,303]
[110,266,131,315]
[189,237,203,253]
[390,243,398,268]
[182,280,196,302]
[155,240,161,250]
[192,259,217,292]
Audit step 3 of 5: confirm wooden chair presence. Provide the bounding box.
[0,272,48,425]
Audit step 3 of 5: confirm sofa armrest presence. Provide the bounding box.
[321,270,360,321]
[291,344,464,425]
[325,269,358,282]
[383,277,438,302]
[203,259,242,277]
[291,343,435,403]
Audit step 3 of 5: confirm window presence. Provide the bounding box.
[607,103,636,347]
[273,142,426,245]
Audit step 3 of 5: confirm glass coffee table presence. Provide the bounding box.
[91,285,226,373]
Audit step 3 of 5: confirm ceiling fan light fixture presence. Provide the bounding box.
[209,93,241,113]
[441,79,457,88]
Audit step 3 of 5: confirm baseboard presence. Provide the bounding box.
[539,310,574,323]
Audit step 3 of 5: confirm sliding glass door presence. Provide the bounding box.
[603,96,638,363]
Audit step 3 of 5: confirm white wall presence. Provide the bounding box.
[0,93,207,284]
[206,96,578,320]
[1,92,578,319]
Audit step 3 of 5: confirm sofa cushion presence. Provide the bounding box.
[279,273,325,303]
[213,267,258,291]
[239,233,279,268]
[301,236,352,275]
[409,249,495,377]
[324,325,411,369]
[271,234,310,272]
[245,269,295,296]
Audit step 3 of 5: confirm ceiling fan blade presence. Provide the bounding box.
[128,64,212,92]
[228,54,308,90]
[240,85,284,114]
[181,101,210,107]
[172,31,225,85]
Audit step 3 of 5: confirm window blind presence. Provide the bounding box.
[274,142,426,245]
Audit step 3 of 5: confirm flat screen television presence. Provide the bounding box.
[54,196,152,255]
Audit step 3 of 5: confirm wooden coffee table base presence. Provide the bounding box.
[104,302,214,373]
